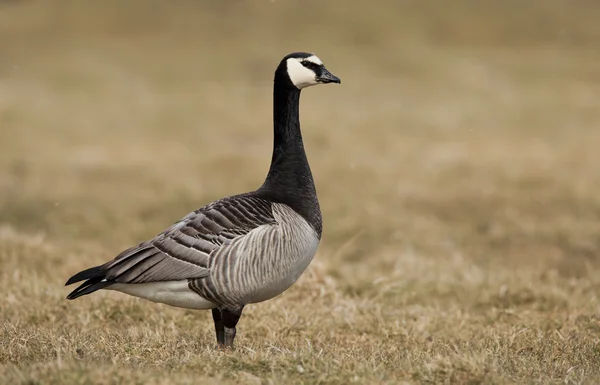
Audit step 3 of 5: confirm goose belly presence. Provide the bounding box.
[108,280,217,310]
[250,241,319,304]
[243,208,321,304]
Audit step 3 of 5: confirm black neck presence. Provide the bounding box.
[257,78,322,236]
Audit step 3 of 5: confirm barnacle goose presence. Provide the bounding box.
[65,52,340,349]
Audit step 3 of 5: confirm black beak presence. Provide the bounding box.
[318,67,341,84]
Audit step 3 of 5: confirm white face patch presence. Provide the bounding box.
[286,58,319,89]
[305,55,323,65]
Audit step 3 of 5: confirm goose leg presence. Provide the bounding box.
[211,308,225,345]
[221,306,244,349]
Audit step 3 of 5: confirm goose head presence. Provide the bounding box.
[276,52,341,90]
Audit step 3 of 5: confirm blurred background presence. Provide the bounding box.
[2,0,600,382]
[2,0,599,276]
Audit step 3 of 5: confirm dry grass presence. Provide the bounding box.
[2,0,600,383]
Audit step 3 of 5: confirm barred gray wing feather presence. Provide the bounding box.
[97,195,276,284]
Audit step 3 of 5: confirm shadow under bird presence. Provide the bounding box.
[65,52,340,348]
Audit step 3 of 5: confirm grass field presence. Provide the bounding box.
[2,1,600,383]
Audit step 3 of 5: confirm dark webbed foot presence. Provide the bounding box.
[224,326,236,348]
[212,306,244,349]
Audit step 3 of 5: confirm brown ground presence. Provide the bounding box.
[2,1,600,384]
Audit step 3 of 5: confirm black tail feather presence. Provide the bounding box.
[66,278,114,300]
[65,265,104,286]
[65,265,114,300]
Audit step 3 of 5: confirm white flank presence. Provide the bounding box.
[286,58,318,89]
[108,280,216,310]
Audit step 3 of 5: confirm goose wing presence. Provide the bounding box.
[65,194,276,299]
